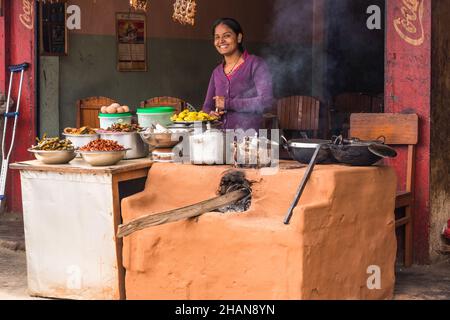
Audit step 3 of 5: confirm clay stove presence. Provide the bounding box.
[121,162,397,300]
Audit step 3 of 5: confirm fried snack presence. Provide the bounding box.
[172,0,197,26]
[64,126,97,135]
[171,109,218,122]
[32,134,74,151]
[106,123,143,133]
[79,139,125,152]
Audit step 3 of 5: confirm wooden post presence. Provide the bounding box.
[385,0,431,264]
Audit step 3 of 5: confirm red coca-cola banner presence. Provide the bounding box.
[386,0,431,264]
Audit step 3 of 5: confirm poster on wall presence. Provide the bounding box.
[116,12,147,72]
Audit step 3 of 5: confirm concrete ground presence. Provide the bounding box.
[1,214,449,300]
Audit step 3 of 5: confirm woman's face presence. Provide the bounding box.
[214,23,242,56]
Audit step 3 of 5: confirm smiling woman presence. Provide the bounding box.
[202,18,274,131]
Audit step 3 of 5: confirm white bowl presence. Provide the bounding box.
[77,149,129,166]
[62,133,99,149]
[28,149,76,164]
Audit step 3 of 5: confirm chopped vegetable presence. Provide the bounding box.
[32,134,74,151]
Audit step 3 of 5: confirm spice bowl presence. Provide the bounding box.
[28,149,76,165]
[77,149,130,166]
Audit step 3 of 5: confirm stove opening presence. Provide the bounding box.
[216,170,252,213]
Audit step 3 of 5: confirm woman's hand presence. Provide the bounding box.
[213,96,225,111]
[209,96,226,117]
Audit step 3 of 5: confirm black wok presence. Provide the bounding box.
[281,137,336,164]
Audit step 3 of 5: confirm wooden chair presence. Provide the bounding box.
[276,96,321,138]
[140,96,188,114]
[331,92,384,137]
[76,96,117,128]
[350,113,419,267]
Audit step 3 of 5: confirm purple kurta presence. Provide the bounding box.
[203,53,274,131]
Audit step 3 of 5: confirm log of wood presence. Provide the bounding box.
[117,189,249,238]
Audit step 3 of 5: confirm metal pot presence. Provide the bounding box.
[281,136,336,164]
[233,136,279,168]
[189,130,227,165]
[99,132,149,159]
[330,136,397,166]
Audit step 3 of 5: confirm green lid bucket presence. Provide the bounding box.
[137,107,175,114]
[98,112,132,118]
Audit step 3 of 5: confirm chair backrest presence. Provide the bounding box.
[76,96,117,128]
[276,96,320,132]
[140,96,186,113]
[350,113,419,192]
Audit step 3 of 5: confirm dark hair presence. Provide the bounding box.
[212,18,244,53]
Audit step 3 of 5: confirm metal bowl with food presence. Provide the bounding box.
[139,131,185,149]
[28,149,76,165]
[77,149,130,166]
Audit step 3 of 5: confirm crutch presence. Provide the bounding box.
[0,63,30,210]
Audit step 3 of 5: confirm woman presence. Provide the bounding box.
[203,18,274,131]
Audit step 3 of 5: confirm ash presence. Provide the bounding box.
[217,170,252,213]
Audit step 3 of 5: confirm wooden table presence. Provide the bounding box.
[10,158,153,300]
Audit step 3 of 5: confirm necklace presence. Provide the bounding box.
[225,53,242,75]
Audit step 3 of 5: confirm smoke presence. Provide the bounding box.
[261,0,320,98]
[261,0,384,99]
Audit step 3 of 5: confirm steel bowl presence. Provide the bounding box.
[139,131,185,148]
[28,149,76,164]
[77,149,129,166]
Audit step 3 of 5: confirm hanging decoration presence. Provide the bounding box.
[172,0,197,26]
[129,0,148,12]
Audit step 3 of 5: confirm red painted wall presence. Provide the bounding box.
[0,0,9,93]
[386,0,431,264]
[0,0,36,213]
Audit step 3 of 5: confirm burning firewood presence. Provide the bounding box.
[217,170,252,213]
[117,170,252,238]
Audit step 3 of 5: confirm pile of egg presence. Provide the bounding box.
[100,103,130,114]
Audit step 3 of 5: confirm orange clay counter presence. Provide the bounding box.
[121,162,397,300]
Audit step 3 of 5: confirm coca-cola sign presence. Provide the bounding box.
[393,0,425,46]
[19,0,34,30]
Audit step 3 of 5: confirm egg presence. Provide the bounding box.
[121,106,130,113]
[116,107,124,113]
[100,106,107,114]
[106,105,117,114]
[110,103,121,109]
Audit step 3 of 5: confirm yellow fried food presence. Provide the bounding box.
[171,109,218,122]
